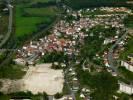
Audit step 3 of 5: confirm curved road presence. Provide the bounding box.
[108,29,129,73]
[0,1,13,48]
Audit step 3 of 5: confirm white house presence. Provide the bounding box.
[119,82,133,95]
[14,58,26,66]
[121,61,133,72]
[103,38,113,45]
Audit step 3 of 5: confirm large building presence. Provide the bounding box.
[119,82,133,95]
[121,54,133,72]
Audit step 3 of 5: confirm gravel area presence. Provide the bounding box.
[0,64,64,95]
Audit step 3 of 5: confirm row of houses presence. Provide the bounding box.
[78,7,132,14]
[100,7,132,13]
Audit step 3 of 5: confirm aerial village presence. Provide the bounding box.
[10,6,133,99]
[0,0,133,99]
[15,7,129,66]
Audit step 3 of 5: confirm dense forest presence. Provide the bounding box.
[63,0,132,9]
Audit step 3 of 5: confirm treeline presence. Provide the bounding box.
[15,0,31,4]
[0,91,48,100]
[30,1,56,8]
[124,15,133,28]
[63,0,132,9]
[0,1,6,10]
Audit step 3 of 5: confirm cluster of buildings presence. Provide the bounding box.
[100,7,132,13]
[14,6,133,98]
[15,18,90,65]
[15,12,127,66]
[78,7,132,15]
[103,38,126,68]
[16,33,78,65]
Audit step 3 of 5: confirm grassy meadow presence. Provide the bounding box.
[24,7,59,17]
[15,0,59,39]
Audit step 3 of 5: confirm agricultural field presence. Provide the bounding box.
[24,6,59,17]
[15,0,60,39]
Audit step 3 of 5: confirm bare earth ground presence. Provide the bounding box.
[0,64,64,95]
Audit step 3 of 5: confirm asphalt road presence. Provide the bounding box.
[108,29,129,73]
[0,1,13,48]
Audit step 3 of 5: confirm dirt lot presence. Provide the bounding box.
[0,63,64,95]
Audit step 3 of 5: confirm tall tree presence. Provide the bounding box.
[91,71,119,100]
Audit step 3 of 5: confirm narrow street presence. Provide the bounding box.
[108,28,130,73]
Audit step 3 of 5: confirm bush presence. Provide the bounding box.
[9,91,48,100]
[0,64,26,79]
[54,93,63,99]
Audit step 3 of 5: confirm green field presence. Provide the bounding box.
[24,6,59,17]
[15,0,60,39]
[15,6,54,38]
[16,5,46,37]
